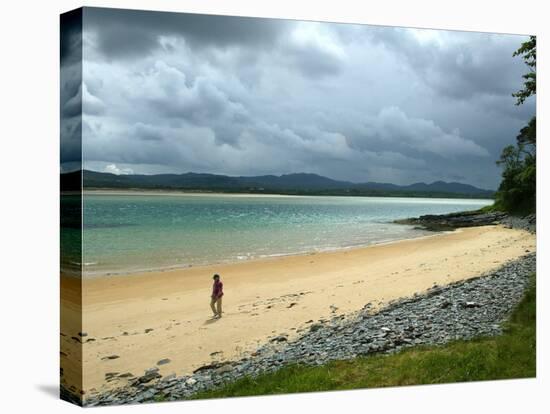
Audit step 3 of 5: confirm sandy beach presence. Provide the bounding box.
[60,225,535,396]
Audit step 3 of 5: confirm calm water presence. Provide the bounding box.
[80,193,492,276]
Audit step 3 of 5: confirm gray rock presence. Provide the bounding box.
[215,365,233,375]
[468,301,482,308]
[309,323,323,332]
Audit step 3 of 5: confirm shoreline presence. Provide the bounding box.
[84,189,310,198]
[61,224,535,397]
[80,228,454,279]
[83,188,494,202]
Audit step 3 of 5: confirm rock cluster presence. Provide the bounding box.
[501,214,536,234]
[80,251,536,406]
[396,210,536,234]
[394,210,508,231]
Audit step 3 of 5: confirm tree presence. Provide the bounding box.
[516,114,536,152]
[512,36,536,106]
[494,36,536,214]
[495,144,535,213]
[496,145,522,172]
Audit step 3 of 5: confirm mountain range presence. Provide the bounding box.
[60,170,494,198]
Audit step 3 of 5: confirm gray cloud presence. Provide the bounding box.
[60,9,83,170]
[368,27,529,100]
[83,7,293,59]
[345,106,491,159]
[74,8,535,190]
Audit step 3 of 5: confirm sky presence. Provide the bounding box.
[61,7,535,190]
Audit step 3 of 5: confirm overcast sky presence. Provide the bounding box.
[63,7,535,189]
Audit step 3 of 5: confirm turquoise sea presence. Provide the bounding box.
[78,193,492,276]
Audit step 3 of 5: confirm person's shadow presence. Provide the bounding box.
[203,317,221,325]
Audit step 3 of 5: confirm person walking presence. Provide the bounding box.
[210,274,224,318]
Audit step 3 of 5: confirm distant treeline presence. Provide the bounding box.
[61,170,494,199]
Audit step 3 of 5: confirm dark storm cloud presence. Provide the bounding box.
[83,7,293,59]
[77,8,535,190]
[60,9,82,170]
[285,47,343,78]
[60,8,82,66]
[132,123,164,142]
[281,30,346,79]
[368,27,527,100]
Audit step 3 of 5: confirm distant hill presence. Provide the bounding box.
[61,170,494,199]
[356,180,492,195]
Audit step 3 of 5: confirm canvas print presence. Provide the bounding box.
[60,7,536,407]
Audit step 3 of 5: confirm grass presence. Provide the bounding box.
[192,275,536,400]
[478,204,501,213]
[477,201,535,216]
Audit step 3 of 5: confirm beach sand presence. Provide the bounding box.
[60,225,535,396]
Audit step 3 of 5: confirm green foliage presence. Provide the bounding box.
[192,275,536,399]
[494,37,536,214]
[495,140,535,213]
[477,204,499,213]
[512,36,536,106]
[517,116,536,148]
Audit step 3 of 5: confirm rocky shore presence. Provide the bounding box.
[77,249,535,406]
[395,210,535,233]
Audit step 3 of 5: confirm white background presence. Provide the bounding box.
[0,0,547,412]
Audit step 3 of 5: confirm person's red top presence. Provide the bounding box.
[212,280,223,298]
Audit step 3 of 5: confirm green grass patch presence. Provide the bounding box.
[478,199,535,216]
[193,275,536,399]
[477,203,500,213]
